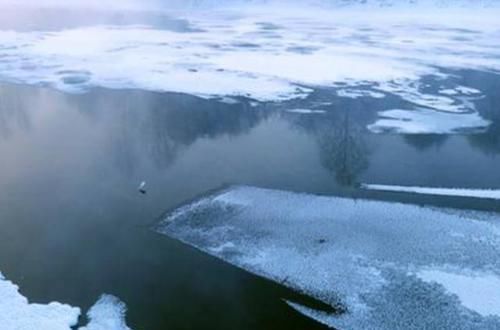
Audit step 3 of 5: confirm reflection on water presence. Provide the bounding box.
[287,107,369,187]
[0,68,500,329]
[467,97,500,155]
[403,134,448,151]
[0,86,31,138]
[457,69,500,155]
[317,110,368,187]
[75,89,267,172]
[1,71,500,193]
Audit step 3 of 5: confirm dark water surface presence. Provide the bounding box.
[0,68,499,329]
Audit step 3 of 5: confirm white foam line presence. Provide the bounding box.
[285,301,338,327]
[362,184,500,200]
[286,108,326,114]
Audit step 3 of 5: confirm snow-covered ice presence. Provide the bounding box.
[362,184,500,200]
[367,108,491,134]
[159,185,500,329]
[0,271,132,330]
[0,6,499,105]
[0,271,81,330]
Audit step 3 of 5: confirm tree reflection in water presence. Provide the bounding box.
[0,84,31,139]
[318,109,369,187]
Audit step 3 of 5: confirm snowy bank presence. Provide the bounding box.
[0,271,132,330]
[0,272,81,330]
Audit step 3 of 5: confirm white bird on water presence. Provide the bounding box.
[138,181,147,194]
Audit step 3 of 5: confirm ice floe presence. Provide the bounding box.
[336,89,385,99]
[159,185,500,329]
[362,184,500,200]
[0,6,499,107]
[367,108,491,134]
[0,271,132,330]
[376,80,478,113]
[439,86,482,96]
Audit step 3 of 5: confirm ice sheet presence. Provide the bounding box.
[362,184,500,199]
[367,108,491,134]
[159,186,500,329]
[0,7,499,107]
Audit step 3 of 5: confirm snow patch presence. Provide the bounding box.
[376,80,477,113]
[440,86,481,96]
[367,108,490,134]
[417,269,500,317]
[217,96,240,104]
[0,272,80,330]
[79,295,131,330]
[337,89,385,99]
[0,272,132,330]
